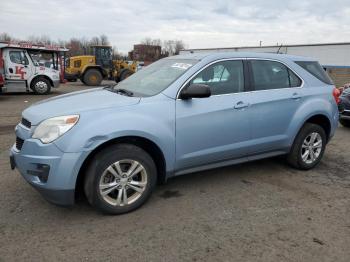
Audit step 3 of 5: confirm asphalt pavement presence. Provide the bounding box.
[0,81,349,261]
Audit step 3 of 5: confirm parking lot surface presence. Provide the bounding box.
[0,82,349,262]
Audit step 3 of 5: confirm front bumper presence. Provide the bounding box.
[10,124,88,206]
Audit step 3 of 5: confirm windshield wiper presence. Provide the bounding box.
[116,88,133,96]
[113,88,134,97]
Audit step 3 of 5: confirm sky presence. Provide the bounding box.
[1,0,350,53]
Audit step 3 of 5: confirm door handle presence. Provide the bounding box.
[291,92,301,100]
[234,101,249,109]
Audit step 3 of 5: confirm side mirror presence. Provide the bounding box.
[180,84,211,100]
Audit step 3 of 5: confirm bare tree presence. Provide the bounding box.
[151,38,162,46]
[0,32,12,42]
[39,35,52,45]
[67,38,82,56]
[112,46,124,59]
[27,35,52,45]
[90,36,100,46]
[100,34,109,45]
[162,40,186,55]
[141,37,152,45]
[79,37,90,55]
[141,38,162,46]
[174,40,186,55]
[1,32,188,60]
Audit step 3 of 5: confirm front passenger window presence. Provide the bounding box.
[190,60,244,95]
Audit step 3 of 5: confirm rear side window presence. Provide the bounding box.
[250,60,302,91]
[295,61,333,85]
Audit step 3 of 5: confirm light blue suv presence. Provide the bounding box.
[10,52,339,214]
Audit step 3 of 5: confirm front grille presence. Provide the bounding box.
[343,110,350,117]
[21,118,31,129]
[16,137,24,151]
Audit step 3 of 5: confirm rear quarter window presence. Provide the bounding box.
[295,61,333,85]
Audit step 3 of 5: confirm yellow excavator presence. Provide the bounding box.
[65,45,137,86]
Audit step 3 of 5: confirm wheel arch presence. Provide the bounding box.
[291,113,332,147]
[304,114,331,141]
[30,75,54,88]
[75,135,167,199]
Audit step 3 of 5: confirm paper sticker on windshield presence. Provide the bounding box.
[171,63,192,70]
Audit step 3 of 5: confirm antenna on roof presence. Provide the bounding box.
[276,44,283,54]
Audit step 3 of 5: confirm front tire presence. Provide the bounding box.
[31,77,51,94]
[287,123,326,170]
[119,68,134,81]
[84,144,157,214]
[83,69,103,86]
[339,119,350,128]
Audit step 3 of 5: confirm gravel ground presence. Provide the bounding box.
[0,81,349,262]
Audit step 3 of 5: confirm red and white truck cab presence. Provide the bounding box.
[0,42,68,94]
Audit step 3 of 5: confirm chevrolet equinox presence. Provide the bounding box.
[10,52,339,214]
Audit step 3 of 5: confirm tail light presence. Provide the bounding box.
[333,87,341,104]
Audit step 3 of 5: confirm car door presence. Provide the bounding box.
[175,59,252,172]
[4,49,33,81]
[3,49,36,92]
[247,59,303,154]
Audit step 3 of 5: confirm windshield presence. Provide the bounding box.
[113,58,198,97]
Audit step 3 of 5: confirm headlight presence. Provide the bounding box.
[32,115,79,144]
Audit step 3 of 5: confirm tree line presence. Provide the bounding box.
[140,38,186,56]
[0,32,186,58]
[0,32,119,58]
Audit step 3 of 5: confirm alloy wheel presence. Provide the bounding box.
[301,132,323,164]
[99,159,147,206]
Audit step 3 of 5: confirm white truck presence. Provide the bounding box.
[0,42,68,94]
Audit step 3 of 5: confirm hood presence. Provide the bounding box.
[23,88,140,125]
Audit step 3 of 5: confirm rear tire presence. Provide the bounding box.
[287,123,326,170]
[84,144,157,214]
[83,69,103,86]
[339,119,350,128]
[31,77,51,95]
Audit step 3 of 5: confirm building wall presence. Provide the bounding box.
[327,68,350,87]
[129,44,162,62]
